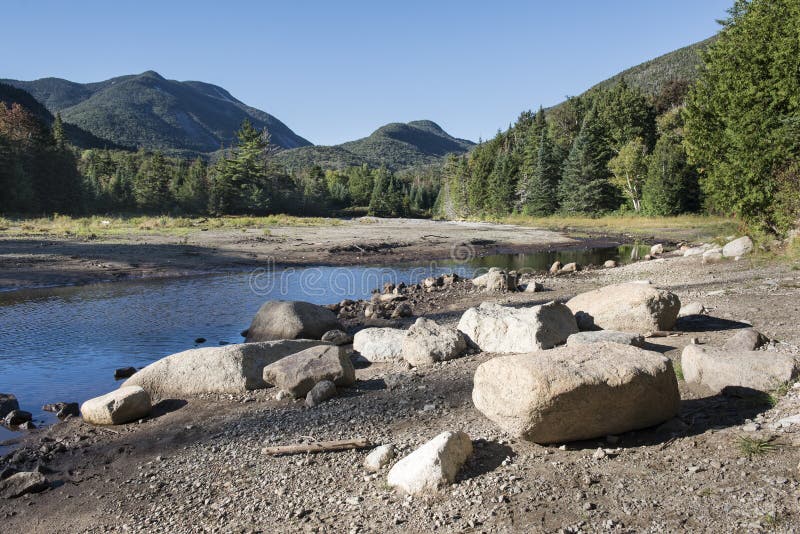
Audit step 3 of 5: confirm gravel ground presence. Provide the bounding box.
[2,249,800,533]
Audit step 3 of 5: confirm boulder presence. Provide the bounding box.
[263,345,355,398]
[3,410,32,426]
[683,244,713,257]
[472,343,680,443]
[43,402,80,419]
[702,249,723,264]
[549,261,562,274]
[681,345,798,394]
[457,301,578,354]
[559,262,578,273]
[566,282,680,333]
[722,236,754,258]
[0,394,19,419]
[724,328,768,351]
[305,380,337,408]
[401,318,468,366]
[387,431,472,494]
[603,260,617,268]
[353,328,405,362]
[321,330,353,346]
[566,330,645,348]
[0,471,48,498]
[650,244,664,256]
[364,444,395,472]
[471,268,518,292]
[391,302,413,318]
[521,280,543,293]
[245,301,342,342]
[124,340,327,397]
[678,301,706,317]
[81,386,151,425]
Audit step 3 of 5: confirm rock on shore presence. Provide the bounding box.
[387,431,472,495]
[123,340,328,397]
[353,328,405,362]
[566,282,680,333]
[245,300,342,342]
[457,301,577,354]
[81,386,152,425]
[401,318,467,366]
[263,345,355,398]
[472,343,680,443]
[681,345,799,394]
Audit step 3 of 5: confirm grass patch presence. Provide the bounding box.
[736,436,777,457]
[673,361,684,381]
[0,214,343,238]
[501,213,739,242]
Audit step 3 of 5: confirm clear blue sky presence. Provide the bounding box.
[3,0,731,145]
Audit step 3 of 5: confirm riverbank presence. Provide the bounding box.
[1,246,799,532]
[0,215,732,291]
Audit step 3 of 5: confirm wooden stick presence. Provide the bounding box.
[261,438,372,456]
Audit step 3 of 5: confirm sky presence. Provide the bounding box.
[3,0,732,146]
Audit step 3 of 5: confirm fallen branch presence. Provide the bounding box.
[645,331,682,338]
[261,438,372,456]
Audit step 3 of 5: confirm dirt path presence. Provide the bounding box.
[0,218,581,291]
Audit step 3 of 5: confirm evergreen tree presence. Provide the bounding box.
[559,106,617,214]
[521,129,562,216]
[642,134,699,216]
[347,164,374,206]
[133,151,171,211]
[486,152,514,217]
[52,112,66,148]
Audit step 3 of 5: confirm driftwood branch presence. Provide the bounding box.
[261,438,372,456]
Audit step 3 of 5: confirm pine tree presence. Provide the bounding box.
[558,106,617,214]
[522,129,562,216]
[52,112,66,148]
[133,151,171,211]
[642,134,699,216]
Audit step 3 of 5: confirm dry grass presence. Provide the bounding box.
[501,213,740,242]
[0,214,343,238]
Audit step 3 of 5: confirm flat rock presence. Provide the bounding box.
[566,330,645,347]
[472,343,680,443]
[723,236,754,258]
[387,431,472,494]
[245,300,342,342]
[566,282,680,333]
[681,345,799,394]
[353,328,405,362]
[263,345,355,398]
[0,394,19,419]
[81,386,151,425]
[457,301,577,354]
[0,471,48,498]
[123,340,327,397]
[401,318,467,366]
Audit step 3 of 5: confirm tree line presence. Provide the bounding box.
[0,107,439,218]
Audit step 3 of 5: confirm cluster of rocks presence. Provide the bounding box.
[682,235,754,264]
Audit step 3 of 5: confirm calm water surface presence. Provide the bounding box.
[0,244,647,437]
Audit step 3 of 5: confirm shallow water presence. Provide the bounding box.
[0,244,647,433]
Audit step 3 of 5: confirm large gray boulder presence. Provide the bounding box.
[401,318,467,367]
[566,330,645,347]
[0,394,19,419]
[81,386,151,425]
[387,431,472,495]
[566,282,680,333]
[263,345,355,398]
[457,301,578,354]
[681,345,798,394]
[123,340,327,397]
[472,343,680,443]
[245,300,342,342]
[353,328,405,362]
[0,471,48,498]
[724,328,768,352]
[722,236,754,258]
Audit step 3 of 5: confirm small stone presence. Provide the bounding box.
[275,390,292,401]
[114,367,138,380]
[305,380,337,408]
[0,394,20,419]
[741,423,760,432]
[194,337,206,344]
[0,471,48,498]
[4,410,32,426]
[592,448,606,460]
[321,330,353,346]
[583,502,596,511]
[603,260,617,268]
[364,444,395,472]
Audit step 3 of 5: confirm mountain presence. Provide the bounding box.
[1,71,311,155]
[0,82,123,149]
[277,120,475,171]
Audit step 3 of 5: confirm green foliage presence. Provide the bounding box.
[736,436,777,458]
[346,164,374,206]
[368,167,407,217]
[642,134,700,216]
[559,106,618,214]
[684,0,800,232]
[519,128,562,216]
[608,137,648,212]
